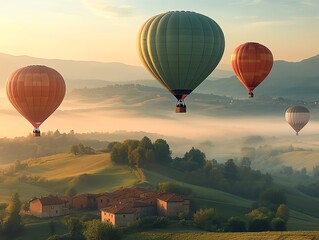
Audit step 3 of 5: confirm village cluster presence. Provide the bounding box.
[28,187,190,227]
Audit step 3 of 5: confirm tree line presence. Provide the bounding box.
[0,130,108,164]
[108,137,273,200]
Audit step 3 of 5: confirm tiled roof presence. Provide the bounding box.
[31,195,66,206]
[101,204,137,214]
[73,193,99,199]
[157,193,185,202]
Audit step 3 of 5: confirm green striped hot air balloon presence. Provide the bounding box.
[137,11,225,113]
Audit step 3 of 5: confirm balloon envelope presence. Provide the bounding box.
[231,42,273,97]
[285,106,310,135]
[137,11,225,112]
[6,65,66,130]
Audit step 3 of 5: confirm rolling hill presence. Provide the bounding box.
[204,55,319,101]
[0,53,233,90]
[2,152,319,231]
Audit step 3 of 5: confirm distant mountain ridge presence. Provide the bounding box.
[0,53,233,90]
[202,54,319,101]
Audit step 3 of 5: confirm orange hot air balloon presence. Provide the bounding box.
[231,42,273,98]
[6,65,66,137]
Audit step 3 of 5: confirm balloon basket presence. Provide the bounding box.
[176,106,186,113]
[33,130,41,137]
[248,92,254,98]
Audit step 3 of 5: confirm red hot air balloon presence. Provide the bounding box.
[231,42,273,98]
[6,65,66,137]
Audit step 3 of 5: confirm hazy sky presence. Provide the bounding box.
[0,0,318,66]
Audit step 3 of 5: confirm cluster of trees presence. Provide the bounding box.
[193,188,288,232]
[109,137,272,200]
[48,218,122,240]
[171,150,272,199]
[109,136,171,166]
[0,193,24,239]
[0,130,108,164]
[70,144,95,155]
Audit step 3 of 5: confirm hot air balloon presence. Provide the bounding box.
[6,65,66,137]
[231,42,273,98]
[285,106,310,135]
[137,11,225,113]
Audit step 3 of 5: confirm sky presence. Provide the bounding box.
[0,0,318,67]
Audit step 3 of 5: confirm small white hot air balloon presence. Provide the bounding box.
[285,106,310,135]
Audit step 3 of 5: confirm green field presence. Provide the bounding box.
[0,153,139,202]
[2,152,319,235]
[124,231,319,240]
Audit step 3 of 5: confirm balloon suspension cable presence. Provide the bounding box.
[176,99,186,113]
[248,91,254,98]
[33,127,41,137]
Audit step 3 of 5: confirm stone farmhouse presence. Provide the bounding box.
[29,195,69,218]
[29,187,190,226]
[98,187,190,227]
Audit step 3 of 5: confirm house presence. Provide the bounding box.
[99,188,190,226]
[72,193,98,210]
[96,192,113,209]
[101,200,155,227]
[29,195,69,218]
[157,193,190,217]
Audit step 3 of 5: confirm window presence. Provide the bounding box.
[101,199,103,203]
[56,210,58,214]
[123,215,126,218]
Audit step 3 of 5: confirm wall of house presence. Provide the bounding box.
[41,204,63,218]
[72,196,88,210]
[157,199,168,216]
[165,201,184,217]
[97,196,111,209]
[101,211,115,225]
[114,213,135,227]
[30,200,42,217]
[87,197,97,209]
[183,200,190,216]
[157,199,187,217]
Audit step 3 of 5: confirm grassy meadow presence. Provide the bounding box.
[0,153,139,202]
[1,151,319,240]
[124,231,319,240]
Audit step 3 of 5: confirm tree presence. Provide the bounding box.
[184,147,206,170]
[193,208,221,231]
[70,144,80,155]
[240,157,251,169]
[223,159,238,181]
[83,220,122,240]
[130,147,145,166]
[227,216,246,232]
[247,207,274,222]
[276,204,289,222]
[1,192,23,237]
[64,217,84,240]
[110,143,128,164]
[248,218,270,232]
[270,217,286,231]
[258,189,286,210]
[139,136,153,150]
[153,139,171,163]
[246,207,273,232]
